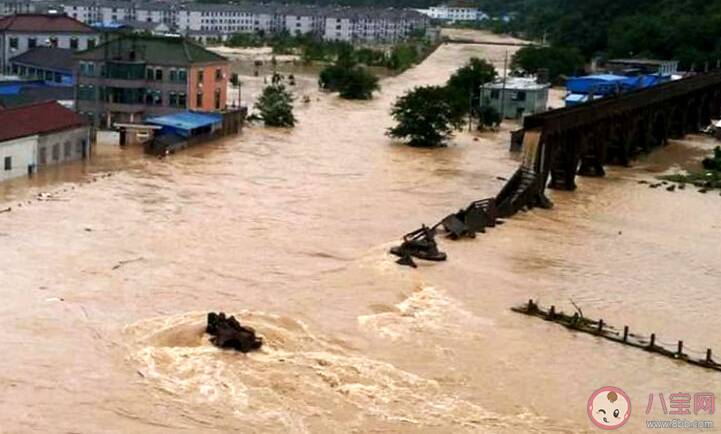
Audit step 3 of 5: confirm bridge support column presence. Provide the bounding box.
[578,126,606,177]
[548,135,579,191]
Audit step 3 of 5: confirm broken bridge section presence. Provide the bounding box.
[392,72,721,266]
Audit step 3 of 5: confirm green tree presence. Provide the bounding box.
[387,86,455,147]
[338,67,380,99]
[444,57,497,127]
[387,44,419,71]
[511,45,584,81]
[254,84,296,127]
[476,105,502,130]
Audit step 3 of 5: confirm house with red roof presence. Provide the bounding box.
[0,100,90,181]
[0,14,99,75]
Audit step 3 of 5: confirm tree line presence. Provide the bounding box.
[484,0,721,78]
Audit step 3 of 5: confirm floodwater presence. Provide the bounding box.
[2,31,721,433]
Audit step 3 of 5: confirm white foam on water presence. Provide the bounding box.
[122,311,571,433]
[358,286,494,341]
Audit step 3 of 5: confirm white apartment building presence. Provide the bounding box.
[54,1,430,43]
[418,5,488,22]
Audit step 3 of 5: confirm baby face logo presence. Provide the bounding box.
[588,386,631,430]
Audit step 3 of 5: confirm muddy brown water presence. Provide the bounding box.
[2,34,721,433]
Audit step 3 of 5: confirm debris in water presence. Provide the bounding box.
[666,185,676,192]
[112,257,144,270]
[206,312,263,353]
[0,207,10,213]
[389,225,447,268]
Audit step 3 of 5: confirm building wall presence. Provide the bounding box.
[482,87,549,119]
[36,126,90,168]
[0,134,37,181]
[187,63,228,111]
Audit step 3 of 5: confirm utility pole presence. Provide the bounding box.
[468,84,473,132]
[499,50,508,121]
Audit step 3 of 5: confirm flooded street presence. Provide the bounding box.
[2,31,721,433]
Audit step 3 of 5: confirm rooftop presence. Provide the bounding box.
[9,47,74,71]
[486,77,549,90]
[75,34,227,66]
[607,58,679,66]
[0,100,85,142]
[0,13,96,33]
[146,111,222,131]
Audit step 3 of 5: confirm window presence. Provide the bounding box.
[64,142,71,158]
[54,72,62,83]
[49,37,58,48]
[87,38,96,49]
[146,67,154,80]
[52,144,60,161]
[490,89,500,99]
[196,90,203,107]
[70,37,79,49]
[28,37,36,49]
[39,147,47,165]
[178,92,186,107]
[169,92,178,107]
[511,91,526,102]
[214,88,221,109]
[197,70,204,82]
[178,68,187,82]
[9,37,18,49]
[169,69,177,82]
[155,68,163,81]
[3,156,11,171]
[215,68,222,81]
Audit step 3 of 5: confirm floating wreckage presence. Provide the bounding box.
[391,165,549,267]
[512,300,721,373]
[206,312,263,353]
[390,225,447,268]
[441,198,499,239]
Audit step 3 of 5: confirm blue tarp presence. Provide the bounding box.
[146,112,222,131]
[565,73,671,106]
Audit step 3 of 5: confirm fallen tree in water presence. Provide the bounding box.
[206,312,263,353]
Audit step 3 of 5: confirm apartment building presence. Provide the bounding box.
[74,34,229,128]
[0,14,99,74]
[55,1,430,43]
[418,4,488,22]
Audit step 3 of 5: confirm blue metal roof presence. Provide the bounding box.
[146,111,223,131]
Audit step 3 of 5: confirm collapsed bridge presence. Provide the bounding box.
[393,72,721,266]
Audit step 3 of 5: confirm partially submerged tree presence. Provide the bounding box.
[254,83,296,127]
[475,105,502,131]
[319,62,380,100]
[444,57,497,127]
[387,86,455,147]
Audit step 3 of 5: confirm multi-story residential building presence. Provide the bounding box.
[418,4,488,22]
[0,14,99,74]
[0,1,37,16]
[74,34,229,128]
[54,1,429,44]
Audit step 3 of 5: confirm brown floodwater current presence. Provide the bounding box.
[2,32,721,433]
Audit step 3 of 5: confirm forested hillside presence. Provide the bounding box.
[482,0,721,69]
